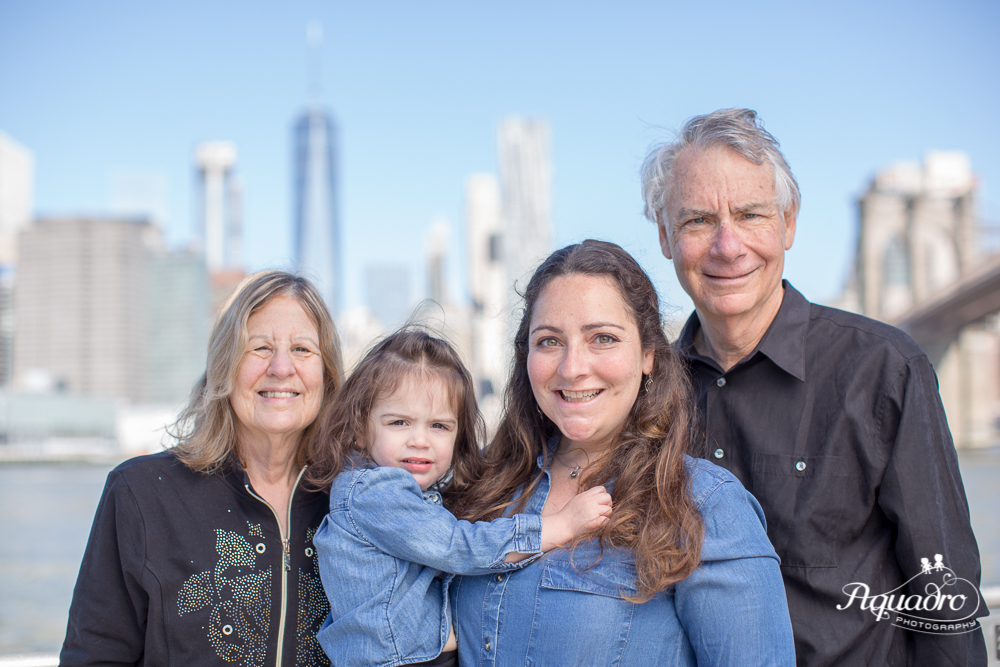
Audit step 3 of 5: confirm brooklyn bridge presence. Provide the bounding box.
[839,151,1000,448]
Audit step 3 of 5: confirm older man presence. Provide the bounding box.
[642,109,986,666]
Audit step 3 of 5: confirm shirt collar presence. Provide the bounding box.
[676,280,809,382]
[346,453,443,504]
[535,433,560,471]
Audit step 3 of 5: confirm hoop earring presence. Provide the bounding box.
[643,375,653,393]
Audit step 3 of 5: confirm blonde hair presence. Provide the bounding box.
[171,270,344,472]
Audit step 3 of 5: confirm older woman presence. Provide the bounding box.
[60,271,342,667]
[451,241,794,666]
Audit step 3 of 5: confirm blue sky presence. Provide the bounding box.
[1,0,998,318]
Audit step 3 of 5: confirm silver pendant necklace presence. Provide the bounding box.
[555,452,586,479]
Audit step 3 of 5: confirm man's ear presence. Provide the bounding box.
[657,217,673,260]
[783,208,797,251]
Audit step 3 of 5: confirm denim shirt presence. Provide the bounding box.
[314,462,543,667]
[451,453,795,666]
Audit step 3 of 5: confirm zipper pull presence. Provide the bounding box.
[283,537,291,571]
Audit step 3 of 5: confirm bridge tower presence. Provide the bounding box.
[856,152,977,321]
[849,152,998,447]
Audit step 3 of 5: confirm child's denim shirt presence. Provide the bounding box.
[314,461,542,667]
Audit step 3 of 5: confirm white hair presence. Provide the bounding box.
[641,108,801,225]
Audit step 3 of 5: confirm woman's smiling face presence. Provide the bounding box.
[527,273,654,451]
[230,295,325,450]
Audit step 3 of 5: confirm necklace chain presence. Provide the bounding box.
[553,451,588,479]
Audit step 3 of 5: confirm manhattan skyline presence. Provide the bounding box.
[1,1,998,319]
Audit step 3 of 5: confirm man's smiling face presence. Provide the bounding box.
[659,144,796,330]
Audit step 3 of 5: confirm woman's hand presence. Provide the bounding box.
[540,486,612,551]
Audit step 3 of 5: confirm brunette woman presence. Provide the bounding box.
[450,240,794,666]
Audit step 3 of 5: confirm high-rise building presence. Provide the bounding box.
[0,265,15,387]
[194,142,241,272]
[147,250,210,403]
[465,174,507,398]
[0,131,34,264]
[0,131,34,387]
[293,108,341,316]
[13,216,209,403]
[364,263,411,328]
[498,117,552,289]
[412,217,473,385]
[292,22,342,316]
[464,118,553,407]
[426,217,450,306]
[14,217,156,399]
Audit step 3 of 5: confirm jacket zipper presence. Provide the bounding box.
[244,465,309,667]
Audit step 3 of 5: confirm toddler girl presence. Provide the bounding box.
[310,329,611,667]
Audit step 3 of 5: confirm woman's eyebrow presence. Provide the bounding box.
[581,322,625,332]
[530,323,626,335]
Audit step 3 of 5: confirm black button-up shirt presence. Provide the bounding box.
[677,282,986,666]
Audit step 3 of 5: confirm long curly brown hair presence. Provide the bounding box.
[304,328,485,495]
[450,240,703,602]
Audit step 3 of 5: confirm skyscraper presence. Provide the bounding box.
[0,131,33,386]
[465,174,506,398]
[194,141,241,272]
[14,217,156,399]
[465,118,553,404]
[13,216,209,403]
[498,117,552,289]
[293,109,340,314]
[0,131,34,265]
[293,22,341,315]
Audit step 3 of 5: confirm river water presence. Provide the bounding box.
[2,448,999,654]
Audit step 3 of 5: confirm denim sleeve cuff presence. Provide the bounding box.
[512,513,543,554]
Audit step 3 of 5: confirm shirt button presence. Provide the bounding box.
[795,460,807,472]
[485,639,491,651]
[716,377,726,387]
[495,574,504,582]
[713,448,724,459]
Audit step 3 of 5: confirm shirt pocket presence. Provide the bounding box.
[752,453,848,568]
[525,551,638,666]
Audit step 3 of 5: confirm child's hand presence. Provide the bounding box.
[540,486,612,551]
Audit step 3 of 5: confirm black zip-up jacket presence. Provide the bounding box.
[60,450,331,667]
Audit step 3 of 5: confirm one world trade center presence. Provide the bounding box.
[293,23,341,315]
